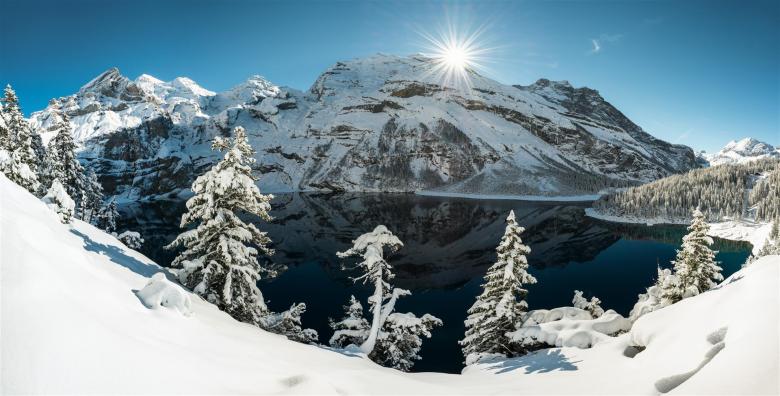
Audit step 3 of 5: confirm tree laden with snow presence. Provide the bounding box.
[42,179,75,224]
[41,99,84,204]
[98,199,119,234]
[460,210,537,365]
[371,312,442,371]
[659,208,722,304]
[117,231,144,250]
[80,168,104,224]
[329,295,370,349]
[0,85,41,194]
[165,126,314,342]
[572,290,604,318]
[336,226,442,371]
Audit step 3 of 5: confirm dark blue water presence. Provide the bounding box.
[120,193,752,374]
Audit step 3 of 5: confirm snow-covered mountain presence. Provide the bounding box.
[2,174,777,394]
[29,55,699,201]
[704,138,779,166]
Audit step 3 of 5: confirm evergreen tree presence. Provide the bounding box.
[165,126,314,341]
[98,199,119,234]
[2,85,40,174]
[80,168,104,224]
[337,225,403,354]
[43,99,83,202]
[659,208,722,303]
[166,126,275,323]
[460,210,537,365]
[0,85,41,193]
[337,226,442,370]
[329,295,371,349]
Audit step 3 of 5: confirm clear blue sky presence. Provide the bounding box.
[1,0,777,152]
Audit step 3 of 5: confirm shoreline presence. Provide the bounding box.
[415,190,601,203]
[585,208,772,254]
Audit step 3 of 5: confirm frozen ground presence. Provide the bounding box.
[2,174,778,394]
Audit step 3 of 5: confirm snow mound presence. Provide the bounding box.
[510,308,630,349]
[135,272,192,316]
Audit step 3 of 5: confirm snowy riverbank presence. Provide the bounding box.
[2,175,778,394]
[585,208,773,254]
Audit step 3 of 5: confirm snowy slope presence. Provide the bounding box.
[705,138,779,166]
[2,174,778,394]
[27,55,698,201]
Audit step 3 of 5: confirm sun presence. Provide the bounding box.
[440,43,470,71]
[419,22,492,91]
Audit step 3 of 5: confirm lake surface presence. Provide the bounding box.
[119,193,752,374]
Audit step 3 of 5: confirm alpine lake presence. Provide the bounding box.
[119,192,752,374]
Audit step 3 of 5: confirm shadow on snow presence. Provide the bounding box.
[487,349,581,374]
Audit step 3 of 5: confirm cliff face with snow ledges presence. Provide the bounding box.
[29,55,698,201]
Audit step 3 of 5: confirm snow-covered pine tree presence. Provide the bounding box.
[372,312,442,371]
[42,99,83,203]
[337,225,403,354]
[117,230,144,249]
[0,85,40,193]
[166,125,275,323]
[659,208,722,303]
[337,226,442,370]
[165,126,315,342]
[329,295,370,349]
[98,199,119,234]
[42,179,75,223]
[460,210,537,365]
[80,168,104,224]
[572,290,604,318]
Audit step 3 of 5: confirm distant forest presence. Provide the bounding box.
[593,158,780,223]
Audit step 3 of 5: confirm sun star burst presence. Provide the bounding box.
[420,23,493,92]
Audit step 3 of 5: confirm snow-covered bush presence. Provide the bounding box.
[42,179,75,223]
[371,312,442,371]
[117,231,144,250]
[572,290,604,318]
[629,267,677,321]
[336,226,441,370]
[460,210,537,365]
[261,303,318,344]
[136,272,192,316]
[165,126,314,342]
[329,295,370,349]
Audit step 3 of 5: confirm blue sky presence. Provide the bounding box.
[1,0,777,152]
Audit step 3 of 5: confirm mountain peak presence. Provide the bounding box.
[80,67,128,94]
[707,137,778,166]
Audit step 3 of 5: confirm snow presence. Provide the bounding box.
[509,308,631,349]
[585,208,773,254]
[135,272,192,315]
[2,174,778,394]
[705,137,779,166]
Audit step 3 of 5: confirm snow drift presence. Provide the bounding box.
[1,174,778,394]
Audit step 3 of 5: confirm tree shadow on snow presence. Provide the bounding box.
[69,229,173,281]
[488,349,581,374]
